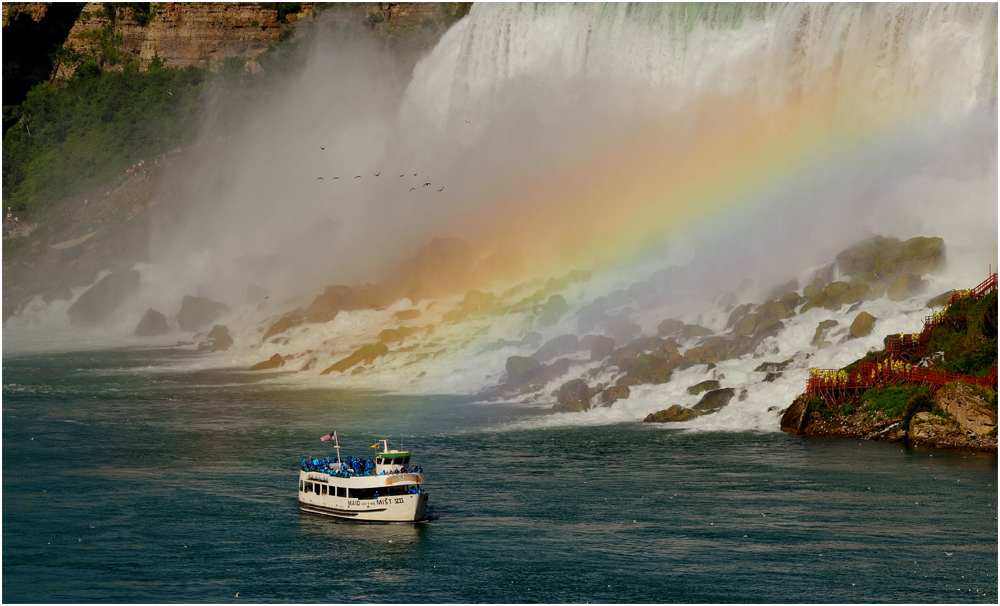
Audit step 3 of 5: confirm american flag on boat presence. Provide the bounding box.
[320,431,337,442]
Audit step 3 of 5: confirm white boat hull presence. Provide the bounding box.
[298,470,428,522]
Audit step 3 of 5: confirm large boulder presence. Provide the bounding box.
[836,235,944,278]
[198,325,233,351]
[320,343,388,374]
[250,353,286,371]
[849,312,877,338]
[394,308,421,321]
[657,318,684,336]
[644,405,695,423]
[748,320,785,352]
[305,285,355,323]
[379,327,417,343]
[799,292,831,314]
[600,384,630,406]
[176,295,231,332]
[553,379,595,412]
[680,324,714,339]
[692,388,736,412]
[683,336,750,366]
[837,283,874,307]
[42,288,73,304]
[67,270,141,327]
[874,236,945,277]
[262,311,304,342]
[687,380,720,395]
[812,320,839,348]
[504,355,544,386]
[780,396,811,434]
[608,336,664,367]
[602,316,641,344]
[824,281,850,300]
[621,353,674,384]
[934,383,998,437]
[588,335,616,361]
[538,295,569,327]
[926,291,955,308]
[756,299,795,325]
[732,313,758,336]
[135,308,169,336]
[726,304,753,329]
[886,273,927,301]
[532,334,580,362]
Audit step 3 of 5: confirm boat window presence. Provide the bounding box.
[321,485,328,495]
[403,456,410,465]
[305,482,313,493]
[337,486,346,497]
[299,481,304,492]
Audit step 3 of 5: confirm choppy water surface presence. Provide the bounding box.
[3,348,997,603]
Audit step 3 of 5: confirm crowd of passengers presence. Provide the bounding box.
[300,455,423,477]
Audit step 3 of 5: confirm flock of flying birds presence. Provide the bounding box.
[315,147,444,192]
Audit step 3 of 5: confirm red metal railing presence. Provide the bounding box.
[805,272,999,405]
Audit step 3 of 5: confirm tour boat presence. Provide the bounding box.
[298,435,428,522]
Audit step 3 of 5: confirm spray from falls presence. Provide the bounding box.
[5,4,996,429]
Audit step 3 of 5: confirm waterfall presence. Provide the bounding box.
[404,3,997,126]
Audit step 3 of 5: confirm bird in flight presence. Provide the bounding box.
[413,173,417,176]
[316,177,324,180]
[423,182,431,187]
[374,172,381,177]
[355,175,362,179]
[437,186,444,192]
[399,174,405,177]
[409,187,416,192]
[264,296,269,300]
[332,176,339,179]
[320,147,325,150]
[464,119,471,124]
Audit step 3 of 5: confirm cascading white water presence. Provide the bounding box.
[404,3,997,126]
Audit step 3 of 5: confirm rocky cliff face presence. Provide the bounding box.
[57,2,316,75]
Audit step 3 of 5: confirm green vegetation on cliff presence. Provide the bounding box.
[927,291,998,376]
[2,61,206,213]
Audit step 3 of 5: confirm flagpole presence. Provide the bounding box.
[334,432,341,465]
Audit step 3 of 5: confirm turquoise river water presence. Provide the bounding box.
[3,347,997,602]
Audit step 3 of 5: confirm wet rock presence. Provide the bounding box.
[754,359,792,373]
[812,320,839,348]
[765,279,799,301]
[887,273,927,301]
[683,336,750,366]
[799,291,831,314]
[657,318,685,336]
[935,383,998,437]
[849,312,877,338]
[609,336,665,367]
[874,236,945,277]
[687,379,720,395]
[692,388,736,412]
[521,331,544,346]
[644,405,695,423]
[603,316,642,344]
[532,334,580,363]
[42,288,73,304]
[538,294,569,327]
[732,312,758,336]
[262,311,304,342]
[926,290,955,308]
[394,308,421,321]
[305,285,355,323]
[837,283,873,307]
[621,353,673,384]
[379,327,417,343]
[250,353,285,371]
[197,325,232,351]
[504,355,543,385]
[680,324,714,339]
[553,378,595,412]
[716,291,738,310]
[811,263,836,286]
[320,343,388,374]
[726,304,753,329]
[135,308,169,337]
[67,269,141,327]
[577,300,607,334]
[836,236,903,276]
[756,299,795,325]
[749,320,784,351]
[587,335,616,361]
[601,384,630,406]
[780,396,811,434]
[176,295,231,332]
[824,281,850,300]
[543,358,572,382]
